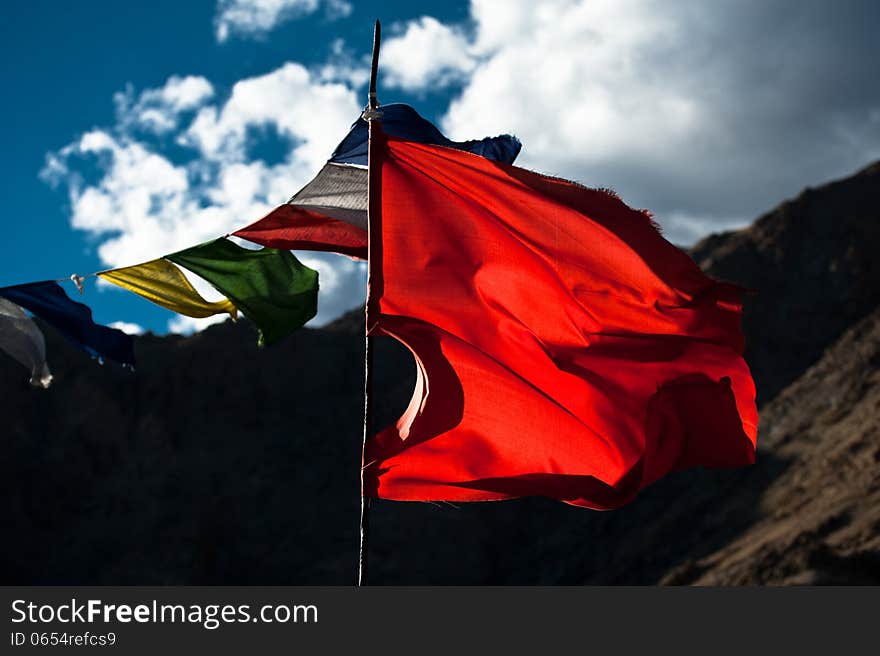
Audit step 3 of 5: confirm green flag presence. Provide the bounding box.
[168,238,318,346]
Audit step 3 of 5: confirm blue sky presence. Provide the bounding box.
[2,0,879,336]
[0,0,467,333]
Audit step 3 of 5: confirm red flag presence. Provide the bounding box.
[231,104,520,260]
[233,204,367,259]
[364,126,758,510]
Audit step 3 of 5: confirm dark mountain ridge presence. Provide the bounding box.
[692,161,880,402]
[1,161,878,584]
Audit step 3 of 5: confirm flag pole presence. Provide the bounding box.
[359,18,381,587]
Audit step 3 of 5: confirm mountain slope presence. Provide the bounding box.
[662,307,880,585]
[691,161,880,403]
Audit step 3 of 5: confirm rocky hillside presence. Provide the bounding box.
[661,307,880,584]
[1,162,878,585]
[691,161,880,403]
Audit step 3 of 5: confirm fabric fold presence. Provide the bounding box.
[234,103,522,258]
[167,238,318,346]
[0,281,134,366]
[98,258,238,320]
[363,127,758,510]
[0,298,53,387]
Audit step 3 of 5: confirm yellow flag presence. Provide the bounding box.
[98,259,238,320]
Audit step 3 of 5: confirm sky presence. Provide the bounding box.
[1,0,879,336]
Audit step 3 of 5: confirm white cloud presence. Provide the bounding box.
[297,252,366,325]
[150,75,215,112]
[167,313,230,335]
[214,0,352,43]
[393,0,880,245]
[381,17,476,90]
[314,38,371,88]
[436,1,704,169]
[182,62,357,171]
[44,65,366,332]
[114,75,214,135]
[324,0,353,21]
[109,321,145,335]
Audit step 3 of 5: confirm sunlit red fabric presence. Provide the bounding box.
[233,205,367,259]
[364,126,758,509]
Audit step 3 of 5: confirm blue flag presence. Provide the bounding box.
[0,281,134,366]
[330,103,522,166]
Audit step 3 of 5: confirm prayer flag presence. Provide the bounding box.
[363,128,758,509]
[233,103,521,259]
[0,298,52,388]
[98,258,238,320]
[0,281,134,366]
[167,238,318,346]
